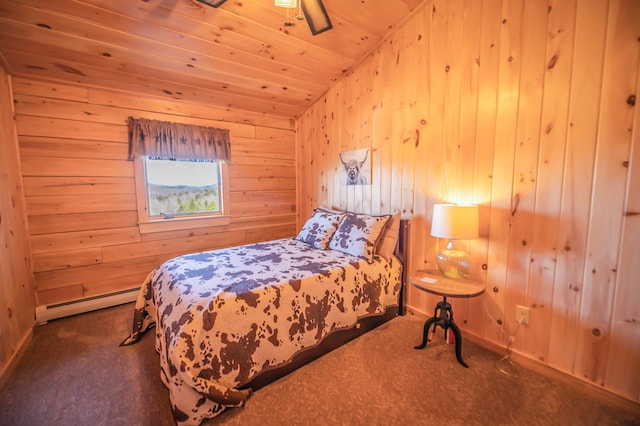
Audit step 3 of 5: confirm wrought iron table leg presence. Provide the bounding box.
[414,316,438,349]
[449,321,468,368]
[414,296,469,368]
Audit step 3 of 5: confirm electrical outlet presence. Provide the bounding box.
[516,305,530,325]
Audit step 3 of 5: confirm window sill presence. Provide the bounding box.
[138,215,231,234]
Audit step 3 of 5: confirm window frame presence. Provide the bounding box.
[133,157,231,234]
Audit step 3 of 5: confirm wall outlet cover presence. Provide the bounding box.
[516,304,530,325]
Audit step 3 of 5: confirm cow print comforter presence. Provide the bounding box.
[121,238,402,425]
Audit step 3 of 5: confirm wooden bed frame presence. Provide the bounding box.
[241,219,409,392]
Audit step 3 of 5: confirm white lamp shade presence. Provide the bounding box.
[275,0,297,8]
[431,204,479,240]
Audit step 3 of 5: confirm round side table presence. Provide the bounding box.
[410,270,485,368]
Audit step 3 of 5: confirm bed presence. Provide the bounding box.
[121,209,408,425]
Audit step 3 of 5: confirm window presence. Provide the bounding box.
[127,116,232,233]
[134,158,230,234]
[145,158,221,217]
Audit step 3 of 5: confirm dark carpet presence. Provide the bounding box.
[1,303,638,426]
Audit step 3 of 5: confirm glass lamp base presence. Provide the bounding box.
[435,240,470,279]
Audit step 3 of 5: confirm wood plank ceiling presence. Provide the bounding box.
[0,0,423,119]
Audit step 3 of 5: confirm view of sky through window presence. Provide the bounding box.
[146,159,218,187]
[145,158,221,217]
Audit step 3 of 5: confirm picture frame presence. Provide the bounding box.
[338,148,371,186]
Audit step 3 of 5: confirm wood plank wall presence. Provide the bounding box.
[0,68,36,383]
[296,0,640,403]
[11,77,297,306]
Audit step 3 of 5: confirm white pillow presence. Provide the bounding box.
[321,206,400,261]
[328,212,390,263]
[295,209,345,249]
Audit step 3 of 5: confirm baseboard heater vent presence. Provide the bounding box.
[36,287,140,325]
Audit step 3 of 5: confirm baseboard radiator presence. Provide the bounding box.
[36,287,140,325]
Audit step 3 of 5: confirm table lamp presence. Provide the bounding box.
[431,204,479,278]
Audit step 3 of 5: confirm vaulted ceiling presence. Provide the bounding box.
[0,0,424,119]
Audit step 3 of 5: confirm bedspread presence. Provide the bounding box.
[121,238,402,425]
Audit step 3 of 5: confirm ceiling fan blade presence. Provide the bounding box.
[301,0,333,36]
[195,0,228,7]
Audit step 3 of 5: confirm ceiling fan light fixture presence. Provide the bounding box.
[275,0,297,8]
[196,0,332,36]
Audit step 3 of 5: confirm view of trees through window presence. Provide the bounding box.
[145,158,221,217]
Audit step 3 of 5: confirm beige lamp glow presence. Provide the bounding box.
[431,204,479,278]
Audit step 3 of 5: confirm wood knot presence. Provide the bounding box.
[497,319,503,325]
[545,122,554,134]
[565,245,571,251]
[482,263,488,270]
[592,328,601,337]
[627,94,636,106]
[492,286,499,293]
[445,65,450,72]
[522,240,528,246]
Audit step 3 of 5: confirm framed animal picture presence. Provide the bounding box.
[339,148,371,186]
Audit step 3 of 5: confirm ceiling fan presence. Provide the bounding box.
[195,0,333,36]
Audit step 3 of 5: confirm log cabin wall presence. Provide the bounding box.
[296,0,640,403]
[11,77,297,307]
[0,68,36,384]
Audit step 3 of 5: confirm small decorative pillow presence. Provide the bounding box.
[329,212,391,263]
[295,209,345,249]
[376,212,401,261]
